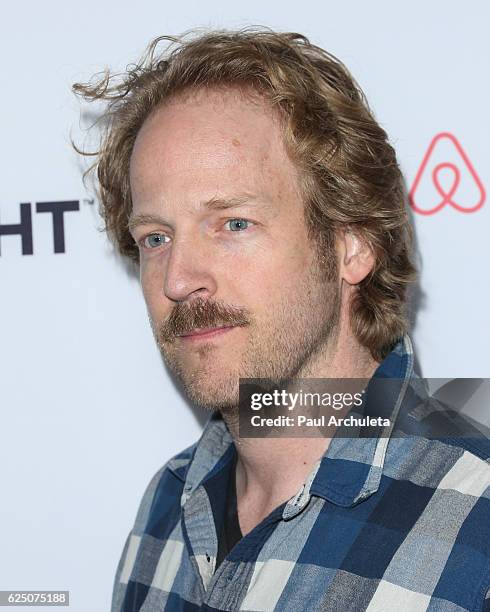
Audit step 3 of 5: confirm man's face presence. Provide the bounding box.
[129,87,341,411]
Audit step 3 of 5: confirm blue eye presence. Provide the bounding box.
[142,233,168,248]
[226,219,251,231]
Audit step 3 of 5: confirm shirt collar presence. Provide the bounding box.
[285,334,415,516]
[180,334,415,513]
[179,411,233,507]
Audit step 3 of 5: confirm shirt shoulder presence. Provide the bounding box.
[397,379,490,465]
[386,406,490,522]
[110,441,197,612]
[132,441,198,535]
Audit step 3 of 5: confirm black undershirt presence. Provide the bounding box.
[215,451,243,571]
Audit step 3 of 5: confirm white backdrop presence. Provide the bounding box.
[1,1,489,610]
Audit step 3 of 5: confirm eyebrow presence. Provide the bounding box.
[128,195,269,232]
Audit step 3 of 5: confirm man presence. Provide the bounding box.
[73,29,490,611]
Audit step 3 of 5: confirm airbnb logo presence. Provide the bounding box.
[409,132,485,215]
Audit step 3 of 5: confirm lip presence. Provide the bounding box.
[178,325,236,341]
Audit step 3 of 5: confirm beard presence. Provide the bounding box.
[150,245,341,413]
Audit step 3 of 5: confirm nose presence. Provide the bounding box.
[163,234,218,302]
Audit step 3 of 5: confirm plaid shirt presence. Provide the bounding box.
[111,335,490,611]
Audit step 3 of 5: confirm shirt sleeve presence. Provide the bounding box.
[110,463,171,612]
[110,530,133,612]
[483,585,490,611]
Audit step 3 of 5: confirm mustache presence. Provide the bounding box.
[158,297,251,342]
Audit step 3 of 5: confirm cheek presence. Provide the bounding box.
[139,262,166,314]
[240,256,310,319]
[259,245,313,294]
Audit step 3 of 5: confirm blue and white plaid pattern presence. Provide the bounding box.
[111,336,490,611]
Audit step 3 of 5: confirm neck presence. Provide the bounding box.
[220,323,380,535]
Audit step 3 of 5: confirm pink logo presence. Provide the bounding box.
[409,132,485,215]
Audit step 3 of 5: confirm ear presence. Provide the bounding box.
[338,229,375,285]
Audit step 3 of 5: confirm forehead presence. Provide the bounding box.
[129,86,302,204]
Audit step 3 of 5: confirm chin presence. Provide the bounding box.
[181,374,240,412]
